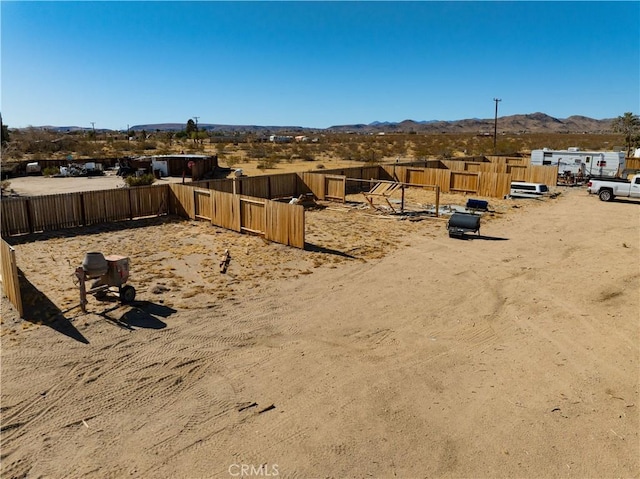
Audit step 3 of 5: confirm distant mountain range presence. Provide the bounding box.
[325,113,615,134]
[28,113,616,134]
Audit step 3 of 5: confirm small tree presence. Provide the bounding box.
[186,119,197,144]
[1,116,9,146]
[612,112,640,156]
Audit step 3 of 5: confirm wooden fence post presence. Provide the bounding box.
[25,198,34,234]
[128,188,134,220]
[79,193,87,226]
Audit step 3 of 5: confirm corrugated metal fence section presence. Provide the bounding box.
[169,184,305,249]
[1,239,23,316]
[1,185,169,237]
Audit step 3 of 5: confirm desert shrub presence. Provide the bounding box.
[256,157,278,170]
[249,146,268,159]
[316,164,325,169]
[43,166,60,176]
[124,173,155,187]
[225,155,242,169]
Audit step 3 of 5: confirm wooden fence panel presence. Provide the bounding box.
[29,193,84,232]
[208,178,235,193]
[406,168,426,185]
[239,176,270,199]
[325,175,346,202]
[102,188,132,221]
[211,190,241,231]
[168,183,195,219]
[450,172,479,193]
[269,173,300,199]
[507,165,529,181]
[424,169,452,192]
[627,158,640,170]
[466,162,508,174]
[190,179,211,189]
[194,189,212,220]
[478,173,512,198]
[440,160,467,171]
[388,166,407,183]
[265,200,288,246]
[526,165,559,185]
[348,166,382,192]
[486,155,530,166]
[302,172,326,200]
[1,239,23,317]
[1,198,31,235]
[82,190,109,225]
[288,202,305,249]
[296,173,313,195]
[265,201,305,248]
[240,197,266,235]
[130,185,168,218]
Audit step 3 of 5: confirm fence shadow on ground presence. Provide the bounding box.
[3,215,182,246]
[304,242,356,258]
[18,269,89,344]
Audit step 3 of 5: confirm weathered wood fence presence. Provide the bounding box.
[381,165,512,198]
[168,184,305,248]
[190,172,305,199]
[1,239,23,316]
[380,162,557,197]
[626,158,640,170]
[1,185,168,236]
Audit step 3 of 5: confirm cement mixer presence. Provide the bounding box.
[75,252,136,312]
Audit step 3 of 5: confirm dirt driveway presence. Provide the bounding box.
[1,187,638,478]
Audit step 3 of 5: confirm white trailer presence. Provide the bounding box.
[530,148,625,178]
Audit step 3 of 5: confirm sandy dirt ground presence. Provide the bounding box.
[1,184,638,478]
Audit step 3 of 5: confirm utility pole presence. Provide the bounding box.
[127,124,130,145]
[493,98,501,154]
[90,122,96,143]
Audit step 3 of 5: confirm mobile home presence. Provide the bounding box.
[530,148,625,178]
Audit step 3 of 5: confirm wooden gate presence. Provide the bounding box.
[194,189,212,220]
[450,172,479,193]
[324,175,346,202]
[240,197,266,235]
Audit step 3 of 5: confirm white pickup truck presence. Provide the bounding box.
[587,174,640,201]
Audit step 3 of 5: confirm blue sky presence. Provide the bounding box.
[2,1,638,130]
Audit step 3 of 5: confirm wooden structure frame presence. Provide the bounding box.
[362,181,404,213]
[351,178,440,217]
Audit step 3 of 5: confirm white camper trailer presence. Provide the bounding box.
[530,148,625,178]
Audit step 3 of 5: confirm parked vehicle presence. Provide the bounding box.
[509,182,550,198]
[587,174,640,201]
[530,148,625,178]
[25,162,41,175]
